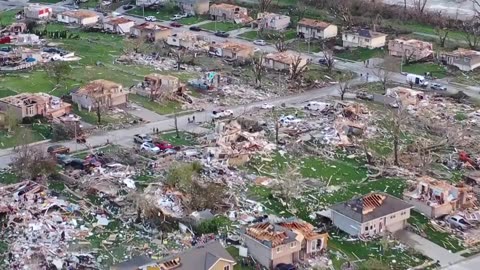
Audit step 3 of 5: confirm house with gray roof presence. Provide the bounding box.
[342,29,387,49]
[330,193,413,237]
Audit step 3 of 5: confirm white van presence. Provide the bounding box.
[406,74,428,87]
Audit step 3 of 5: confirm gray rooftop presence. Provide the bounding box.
[110,255,156,270]
[330,193,413,223]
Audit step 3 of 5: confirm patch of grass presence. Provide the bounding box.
[177,16,207,25]
[337,48,385,61]
[127,6,180,21]
[159,131,197,146]
[455,112,467,121]
[29,0,62,3]
[0,89,18,98]
[239,30,259,40]
[304,65,350,83]
[129,94,181,115]
[402,63,447,78]
[201,21,244,32]
[387,21,467,42]
[0,9,20,26]
[226,246,256,270]
[0,172,20,184]
[408,211,464,253]
[78,0,100,9]
[0,126,48,149]
[288,39,322,53]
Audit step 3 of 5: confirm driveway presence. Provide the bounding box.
[443,254,480,270]
[396,230,463,267]
[127,105,168,122]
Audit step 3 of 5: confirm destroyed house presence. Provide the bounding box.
[177,0,210,15]
[152,241,236,270]
[71,79,127,110]
[24,4,52,20]
[342,29,387,49]
[0,93,72,119]
[296,19,337,40]
[166,32,200,49]
[330,193,413,237]
[130,23,172,42]
[403,176,472,218]
[385,87,424,106]
[209,41,254,60]
[134,73,185,97]
[388,38,433,61]
[103,17,135,34]
[254,12,291,31]
[111,255,157,270]
[263,51,308,72]
[209,3,252,24]
[243,221,311,269]
[57,10,99,26]
[442,48,480,71]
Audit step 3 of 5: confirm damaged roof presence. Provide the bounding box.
[298,18,332,30]
[277,220,328,241]
[111,255,156,270]
[61,10,98,19]
[446,48,480,57]
[330,192,413,223]
[345,29,387,38]
[244,222,298,247]
[155,241,235,270]
[105,17,133,25]
[210,3,244,10]
[76,79,122,95]
[132,22,171,31]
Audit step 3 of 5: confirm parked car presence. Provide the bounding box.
[189,26,201,31]
[144,16,157,22]
[154,141,173,151]
[134,134,153,144]
[122,4,133,10]
[275,263,296,270]
[304,101,329,111]
[170,22,182,27]
[356,91,374,101]
[140,142,160,154]
[279,115,302,125]
[211,109,233,119]
[430,83,447,91]
[253,39,266,46]
[47,145,70,155]
[406,73,428,88]
[0,46,12,52]
[170,14,183,21]
[446,215,471,231]
[318,57,335,66]
[261,103,274,109]
[215,31,229,38]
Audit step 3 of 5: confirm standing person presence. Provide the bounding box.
[192,115,196,123]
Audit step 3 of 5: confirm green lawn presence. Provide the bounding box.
[239,30,259,40]
[158,131,197,146]
[408,211,464,253]
[201,21,244,32]
[402,63,448,78]
[29,0,63,3]
[290,39,323,53]
[226,246,255,270]
[337,48,385,61]
[129,94,181,115]
[177,16,207,25]
[240,29,297,41]
[0,9,20,26]
[0,171,20,184]
[127,6,180,21]
[0,125,50,149]
[78,0,100,9]
[387,21,467,42]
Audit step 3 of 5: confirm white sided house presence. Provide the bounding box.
[342,29,387,49]
[297,18,337,39]
[57,10,99,26]
[103,17,135,34]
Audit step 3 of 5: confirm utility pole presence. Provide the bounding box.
[143,4,145,18]
[174,111,179,138]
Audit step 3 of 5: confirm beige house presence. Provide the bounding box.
[388,38,433,61]
[297,19,337,39]
[130,23,172,42]
[0,93,72,119]
[57,10,99,26]
[178,0,209,15]
[442,48,480,71]
[243,220,328,269]
[253,12,290,31]
[330,193,413,237]
[24,4,52,20]
[166,32,200,49]
[342,29,387,49]
[209,3,252,24]
[404,176,473,219]
[133,73,185,98]
[103,17,135,34]
[72,80,127,110]
[263,51,308,72]
[209,41,254,60]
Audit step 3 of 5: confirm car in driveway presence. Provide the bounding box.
[212,109,233,119]
[430,83,447,91]
[253,39,266,46]
[170,14,186,21]
[154,141,173,151]
[140,142,160,154]
[170,22,182,27]
[144,16,157,22]
[189,26,201,31]
[446,215,471,231]
[356,91,374,101]
[275,263,296,270]
[134,134,153,144]
[47,145,70,155]
[214,31,229,38]
[122,4,134,10]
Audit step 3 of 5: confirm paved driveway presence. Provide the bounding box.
[396,230,463,267]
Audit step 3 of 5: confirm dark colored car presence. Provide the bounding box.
[0,46,12,52]
[47,145,70,155]
[122,5,134,10]
[154,141,173,151]
[170,22,182,27]
[275,263,296,270]
[356,91,374,101]
[189,26,201,31]
[215,31,229,38]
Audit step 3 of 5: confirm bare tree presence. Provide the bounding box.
[337,1,353,27]
[273,165,304,207]
[372,13,383,32]
[45,61,71,87]
[258,0,274,13]
[462,19,480,49]
[434,26,449,48]
[289,54,308,81]
[271,32,288,52]
[380,103,406,166]
[174,111,179,138]
[124,37,148,54]
[323,49,335,73]
[413,0,428,16]
[373,66,391,94]
[403,49,416,65]
[169,47,188,71]
[337,74,351,100]
[252,53,266,88]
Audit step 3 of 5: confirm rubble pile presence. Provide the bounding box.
[117,53,202,72]
[220,84,281,105]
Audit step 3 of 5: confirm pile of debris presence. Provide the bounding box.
[117,53,202,72]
